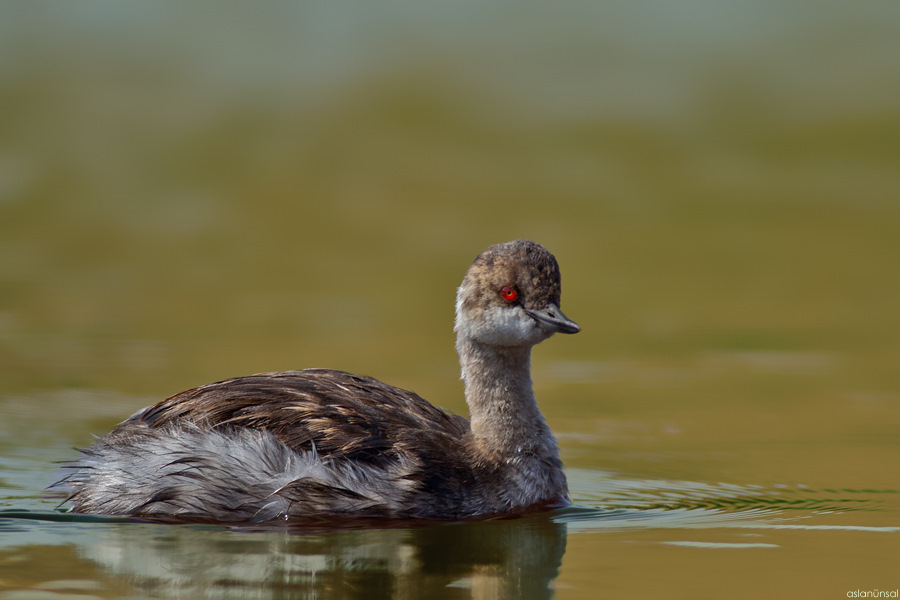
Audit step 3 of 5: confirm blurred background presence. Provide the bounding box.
[1,1,899,479]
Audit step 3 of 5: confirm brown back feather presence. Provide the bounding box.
[118,369,471,470]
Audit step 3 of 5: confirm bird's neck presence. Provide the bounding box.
[456,336,554,456]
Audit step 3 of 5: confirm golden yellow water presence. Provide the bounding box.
[1,3,899,599]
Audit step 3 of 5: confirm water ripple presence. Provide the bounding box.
[567,469,897,514]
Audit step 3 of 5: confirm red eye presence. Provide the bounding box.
[500,286,517,301]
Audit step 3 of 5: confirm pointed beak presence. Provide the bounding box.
[524,303,581,334]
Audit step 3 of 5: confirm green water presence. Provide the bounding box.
[1,3,899,599]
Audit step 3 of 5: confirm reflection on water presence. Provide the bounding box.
[1,512,567,600]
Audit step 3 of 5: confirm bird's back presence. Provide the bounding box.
[56,369,476,521]
[131,369,470,464]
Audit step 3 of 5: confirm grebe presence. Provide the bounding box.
[51,240,580,522]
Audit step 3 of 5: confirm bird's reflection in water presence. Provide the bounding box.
[77,512,567,600]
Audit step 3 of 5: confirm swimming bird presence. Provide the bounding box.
[51,240,580,522]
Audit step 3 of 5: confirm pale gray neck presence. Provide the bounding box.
[456,337,554,455]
